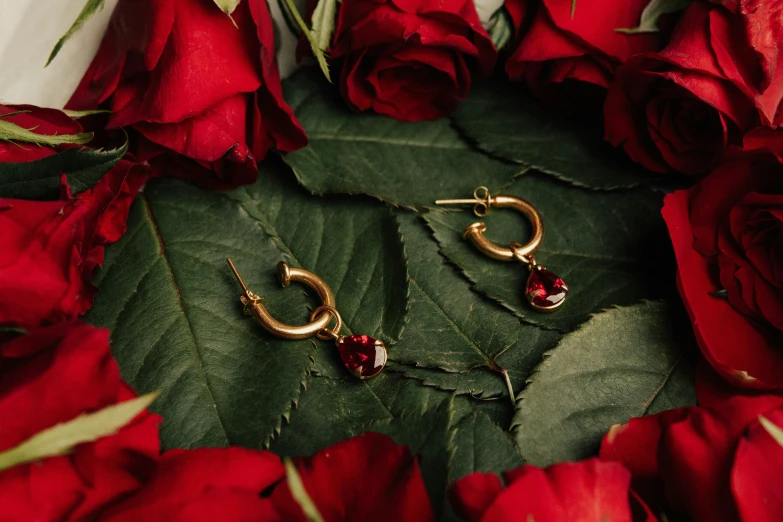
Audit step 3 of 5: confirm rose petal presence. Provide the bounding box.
[479,460,641,522]
[448,472,503,522]
[731,410,783,521]
[271,432,435,522]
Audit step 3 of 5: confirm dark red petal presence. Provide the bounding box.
[659,408,737,522]
[449,472,503,522]
[271,432,436,522]
[731,409,783,521]
[98,448,283,522]
[480,460,641,522]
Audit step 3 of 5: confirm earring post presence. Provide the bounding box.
[226,258,249,294]
[434,198,482,205]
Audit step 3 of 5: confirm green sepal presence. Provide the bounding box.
[47,0,106,66]
[0,392,158,472]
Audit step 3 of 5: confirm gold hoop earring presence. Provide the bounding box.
[435,186,568,312]
[226,259,387,378]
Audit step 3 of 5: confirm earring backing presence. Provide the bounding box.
[435,186,568,312]
[227,259,388,378]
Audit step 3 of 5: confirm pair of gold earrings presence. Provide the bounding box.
[228,187,567,380]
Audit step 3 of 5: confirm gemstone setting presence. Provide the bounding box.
[525,267,568,311]
[337,335,387,379]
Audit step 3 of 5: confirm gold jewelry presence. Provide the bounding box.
[227,259,387,378]
[435,186,568,312]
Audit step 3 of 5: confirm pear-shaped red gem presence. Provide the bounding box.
[337,335,387,379]
[526,267,568,310]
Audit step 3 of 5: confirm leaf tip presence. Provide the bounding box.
[759,415,783,448]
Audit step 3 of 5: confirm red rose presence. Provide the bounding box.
[601,364,783,521]
[662,154,783,388]
[604,1,783,174]
[0,322,160,521]
[0,158,148,329]
[505,0,660,100]
[709,0,783,92]
[450,458,657,522]
[270,432,436,521]
[98,448,283,522]
[68,0,307,189]
[330,0,496,121]
[0,104,148,328]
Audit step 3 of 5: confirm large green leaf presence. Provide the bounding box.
[392,212,560,400]
[452,80,655,190]
[425,172,674,332]
[86,161,408,449]
[512,301,696,466]
[282,69,521,208]
[0,142,127,199]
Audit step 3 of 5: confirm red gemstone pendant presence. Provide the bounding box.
[337,335,387,379]
[525,267,568,312]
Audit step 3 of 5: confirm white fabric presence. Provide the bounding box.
[0,0,502,109]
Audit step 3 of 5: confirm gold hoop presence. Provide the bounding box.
[462,195,543,263]
[229,260,337,340]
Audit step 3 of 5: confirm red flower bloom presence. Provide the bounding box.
[330,0,496,121]
[450,458,657,522]
[98,448,284,522]
[662,155,783,388]
[68,0,306,189]
[505,0,660,100]
[604,1,783,174]
[271,432,436,521]
[0,322,160,521]
[600,364,783,522]
[0,159,148,329]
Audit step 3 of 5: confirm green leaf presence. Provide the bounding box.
[212,0,241,27]
[759,415,783,448]
[86,159,408,449]
[285,458,326,522]
[425,173,674,332]
[512,301,696,466]
[281,0,332,81]
[0,141,128,199]
[62,109,111,119]
[282,68,521,208]
[311,0,338,53]
[448,400,523,481]
[452,80,654,190]
[0,117,93,147]
[616,0,691,34]
[47,0,105,66]
[0,392,158,472]
[213,0,242,15]
[392,212,560,400]
[486,9,514,51]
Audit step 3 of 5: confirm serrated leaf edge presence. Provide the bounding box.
[509,299,669,433]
